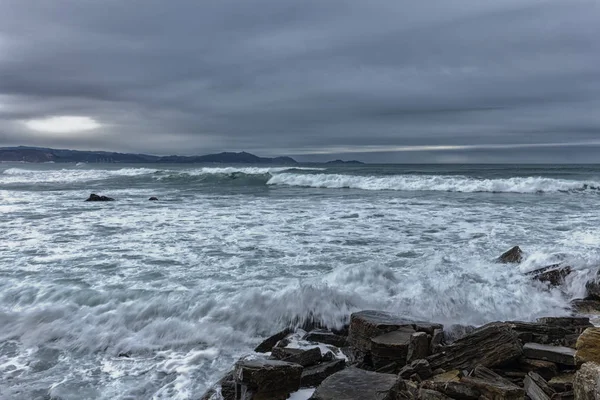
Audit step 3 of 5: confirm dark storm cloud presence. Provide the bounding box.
[0,0,599,161]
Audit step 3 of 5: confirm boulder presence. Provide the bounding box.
[571,299,600,315]
[417,389,453,399]
[509,317,591,347]
[577,328,600,365]
[524,371,555,400]
[427,323,522,370]
[300,359,346,388]
[271,347,322,367]
[407,332,429,363]
[518,358,558,381]
[498,246,523,263]
[527,265,572,287]
[370,326,415,369]
[85,193,115,202]
[149,197,159,201]
[308,367,398,400]
[348,310,416,353]
[460,365,525,400]
[235,359,302,400]
[254,328,293,353]
[574,362,600,400]
[523,343,576,366]
[304,329,348,348]
[421,370,480,400]
[585,274,600,300]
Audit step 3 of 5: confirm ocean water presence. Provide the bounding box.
[1,163,600,399]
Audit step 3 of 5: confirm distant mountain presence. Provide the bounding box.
[325,159,364,165]
[0,146,298,164]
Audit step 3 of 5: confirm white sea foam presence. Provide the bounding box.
[268,173,599,193]
[1,167,158,184]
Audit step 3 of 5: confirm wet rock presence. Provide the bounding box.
[498,246,523,263]
[308,367,397,400]
[576,327,600,365]
[370,326,415,369]
[509,317,591,347]
[407,332,429,363]
[460,365,525,400]
[524,371,555,400]
[200,371,237,400]
[235,359,302,400]
[523,343,576,366]
[304,329,348,348]
[430,329,443,354]
[443,324,476,344]
[271,347,322,367]
[519,358,558,381]
[85,193,115,202]
[300,359,346,388]
[574,362,600,400]
[254,328,293,353]
[149,197,159,201]
[585,274,600,300]
[414,322,444,336]
[571,299,600,314]
[527,265,572,287]
[428,323,523,370]
[348,310,415,353]
[398,359,432,381]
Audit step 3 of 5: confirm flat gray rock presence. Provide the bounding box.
[309,367,397,400]
[301,359,346,388]
[523,343,576,366]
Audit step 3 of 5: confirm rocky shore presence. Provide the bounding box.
[201,247,600,400]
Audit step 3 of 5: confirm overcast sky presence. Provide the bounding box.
[0,0,599,162]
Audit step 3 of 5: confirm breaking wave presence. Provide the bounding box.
[267,173,600,193]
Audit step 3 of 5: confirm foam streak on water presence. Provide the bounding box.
[0,163,599,399]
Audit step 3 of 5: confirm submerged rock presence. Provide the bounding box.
[85,193,115,202]
[149,196,159,201]
[527,265,573,287]
[498,246,523,264]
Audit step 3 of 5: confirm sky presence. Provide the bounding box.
[0,0,599,162]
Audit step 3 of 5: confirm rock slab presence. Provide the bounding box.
[309,367,397,400]
[523,343,576,366]
[235,359,302,399]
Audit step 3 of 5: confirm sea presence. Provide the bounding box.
[1,163,599,399]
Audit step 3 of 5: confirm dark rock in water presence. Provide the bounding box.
[527,265,572,287]
[235,359,302,400]
[427,323,523,370]
[522,343,576,366]
[149,197,159,201]
[308,367,398,400]
[585,274,600,300]
[524,371,555,400]
[519,358,558,381]
[85,193,115,202]
[498,246,523,263]
[443,324,476,344]
[461,366,525,399]
[301,359,346,388]
[304,329,348,348]
[200,371,237,400]
[270,346,322,367]
[254,328,293,353]
[571,299,600,314]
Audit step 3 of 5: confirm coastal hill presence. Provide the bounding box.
[0,146,298,164]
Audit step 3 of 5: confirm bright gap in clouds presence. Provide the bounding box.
[23,116,101,133]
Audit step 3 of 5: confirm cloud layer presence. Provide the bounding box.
[0,0,598,161]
